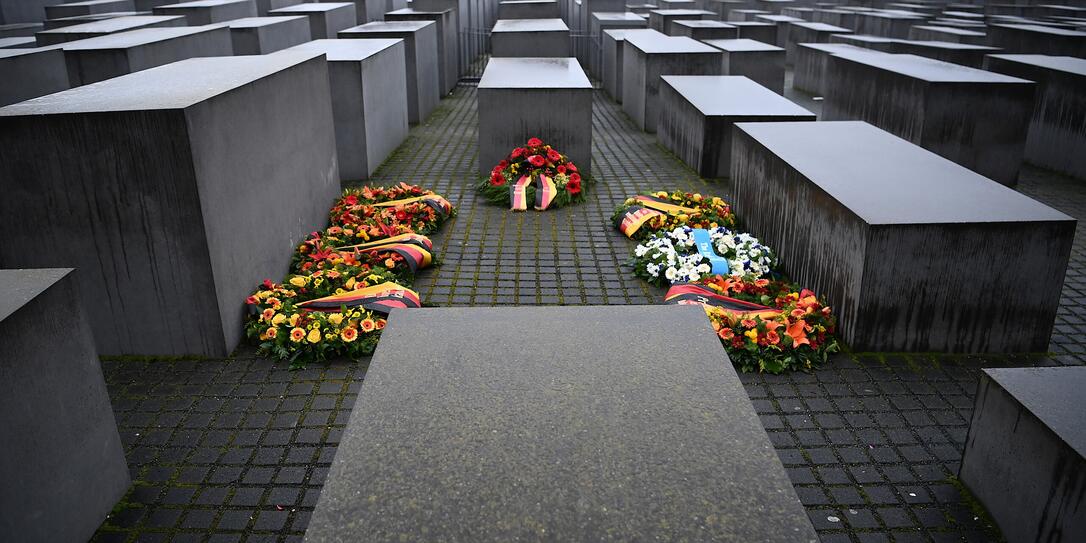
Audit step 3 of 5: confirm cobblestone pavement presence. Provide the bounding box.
[94,83,1085,542]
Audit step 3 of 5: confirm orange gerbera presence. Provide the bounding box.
[341,327,358,343]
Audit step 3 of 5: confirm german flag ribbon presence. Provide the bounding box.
[510,175,532,211]
[338,234,433,274]
[615,206,666,238]
[533,174,557,211]
[632,195,699,216]
[370,194,454,218]
[297,282,421,315]
[663,283,781,320]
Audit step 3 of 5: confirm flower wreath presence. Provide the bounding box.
[611,190,736,240]
[630,226,777,287]
[477,137,587,211]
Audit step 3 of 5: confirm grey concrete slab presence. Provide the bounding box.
[0,268,130,542]
[725,20,776,44]
[623,29,721,132]
[268,2,356,38]
[0,53,340,356]
[498,0,558,19]
[491,18,570,57]
[786,20,851,64]
[892,39,1000,68]
[0,1,53,24]
[752,0,792,14]
[34,14,184,45]
[986,54,1086,181]
[601,27,631,102]
[989,23,1086,57]
[647,8,713,34]
[478,56,592,176]
[41,10,146,29]
[731,120,1074,352]
[340,20,440,124]
[855,11,926,39]
[221,15,309,54]
[728,8,770,22]
[960,367,1086,543]
[333,0,384,24]
[657,75,814,177]
[828,32,898,52]
[657,0,695,8]
[151,0,256,24]
[385,8,457,94]
[908,24,987,45]
[45,0,135,20]
[705,38,784,94]
[0,46,69,105]
[753,14,801,47]
[823,51,1035,186]
[793,42,870,95]
[284,39,408,181]
[253,0,304,17]
[0,35,34,47]
[670,19,737,40]
[589,11,646,77]
[61,24,233,85]
[303,305,819,543]
[0,22,45,36]
[810,8,857,29]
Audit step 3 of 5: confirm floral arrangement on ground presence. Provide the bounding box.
[478,137,587,211]
[244,183,454,369]
[615,191,839,374]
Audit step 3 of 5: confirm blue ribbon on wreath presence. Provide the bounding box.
[692,228,730,276]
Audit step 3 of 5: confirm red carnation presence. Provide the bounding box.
[526,137,543,147]
[556,165,567,174]
[546,149,562,162]
[511,147,526,158]
[528,154,545,167]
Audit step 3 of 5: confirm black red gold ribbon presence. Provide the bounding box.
[510,174,559,212]
[338,233,433,274]
[664,283,780,320]
[298,282,421,315]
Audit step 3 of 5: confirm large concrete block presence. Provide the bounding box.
[0,36,35,47]
[284,39,408,180]
[0,22,45,36]
[601,27,630,102]
[1,1,54,24]
[268,2,356,38]
[823,51,1035,186]
[657,75,814,177]
[477,57,592,176]
[0,268,130,543]
[656,0,696,8]
[785,21,851,64]
[810,8,857,29]
[35,14,185,45]
[222,15,310,54]
[333,0,384,24]
[498,0,559,19]
[856,11,926,39]
[303,306,818,543]
[589,11,646,77]
[670,19,737,40]
[648,8,713,34]
[892,39,1000,68]
[491,18,570,57]
[151,0,257,24]
[45,0,135,20]
[726,20,777,44]
[960,367,1086,543]
[41,10,142,29]
[986,54,1086,181]
[728,8,770,22]
[0,53,341,356]
[254,0,305,16]
[0,46,69,105]
[793,42,871,95]
[340,20,440,124]
[62,25,233,85]
[828,32,898,52]
[386,8,457,94]
[731,121,1075,352]
[908,24,988,45]
[622,30,722,132]
[989,23,1086,57]
[705,38,784,94]
[752,0,792,14]
[754,14,801,47]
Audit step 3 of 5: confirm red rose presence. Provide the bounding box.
[547,149,561,162]
[556,165,567,174]
[490,172,506,186]
[511,147,526,158]
[526,137,543,147]
[528,155,545,167]
[566,178,581,195]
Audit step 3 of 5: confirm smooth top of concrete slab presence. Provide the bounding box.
[34,15,184,35]
[662,75,814,116]
[59,25,220,50]
[0,45,64,59]
[0,269,73,324]
[283,38,400,61]
[0,52,322,114]
[836,33,898,44]
[992,23,1086,37]
[989,53,1086,76]
[491,18,569,32]
[757,15,803,22]
[897,40,999,51]
[340,20,434,34]
[798,42,870,54]
[734,121,1073,225]
[0,36,35,47]
[303,306,819,543]
[479,56,590,88]
[911,24,986,36]
[385,8,450,15]
[837,51,1033,83]
[593,12,646,22]
[673,19,735,28]
[649,8,714,15]
[270,2,354,13]
[223,16,307,28]
[705,38,783,52]
[52,0,132,6]
[500,0,555,4]
[984,367,1086,459]
[626,30,719,53]
[155,0,251,7]
[792,21,850,32]
[603,28,636,41]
